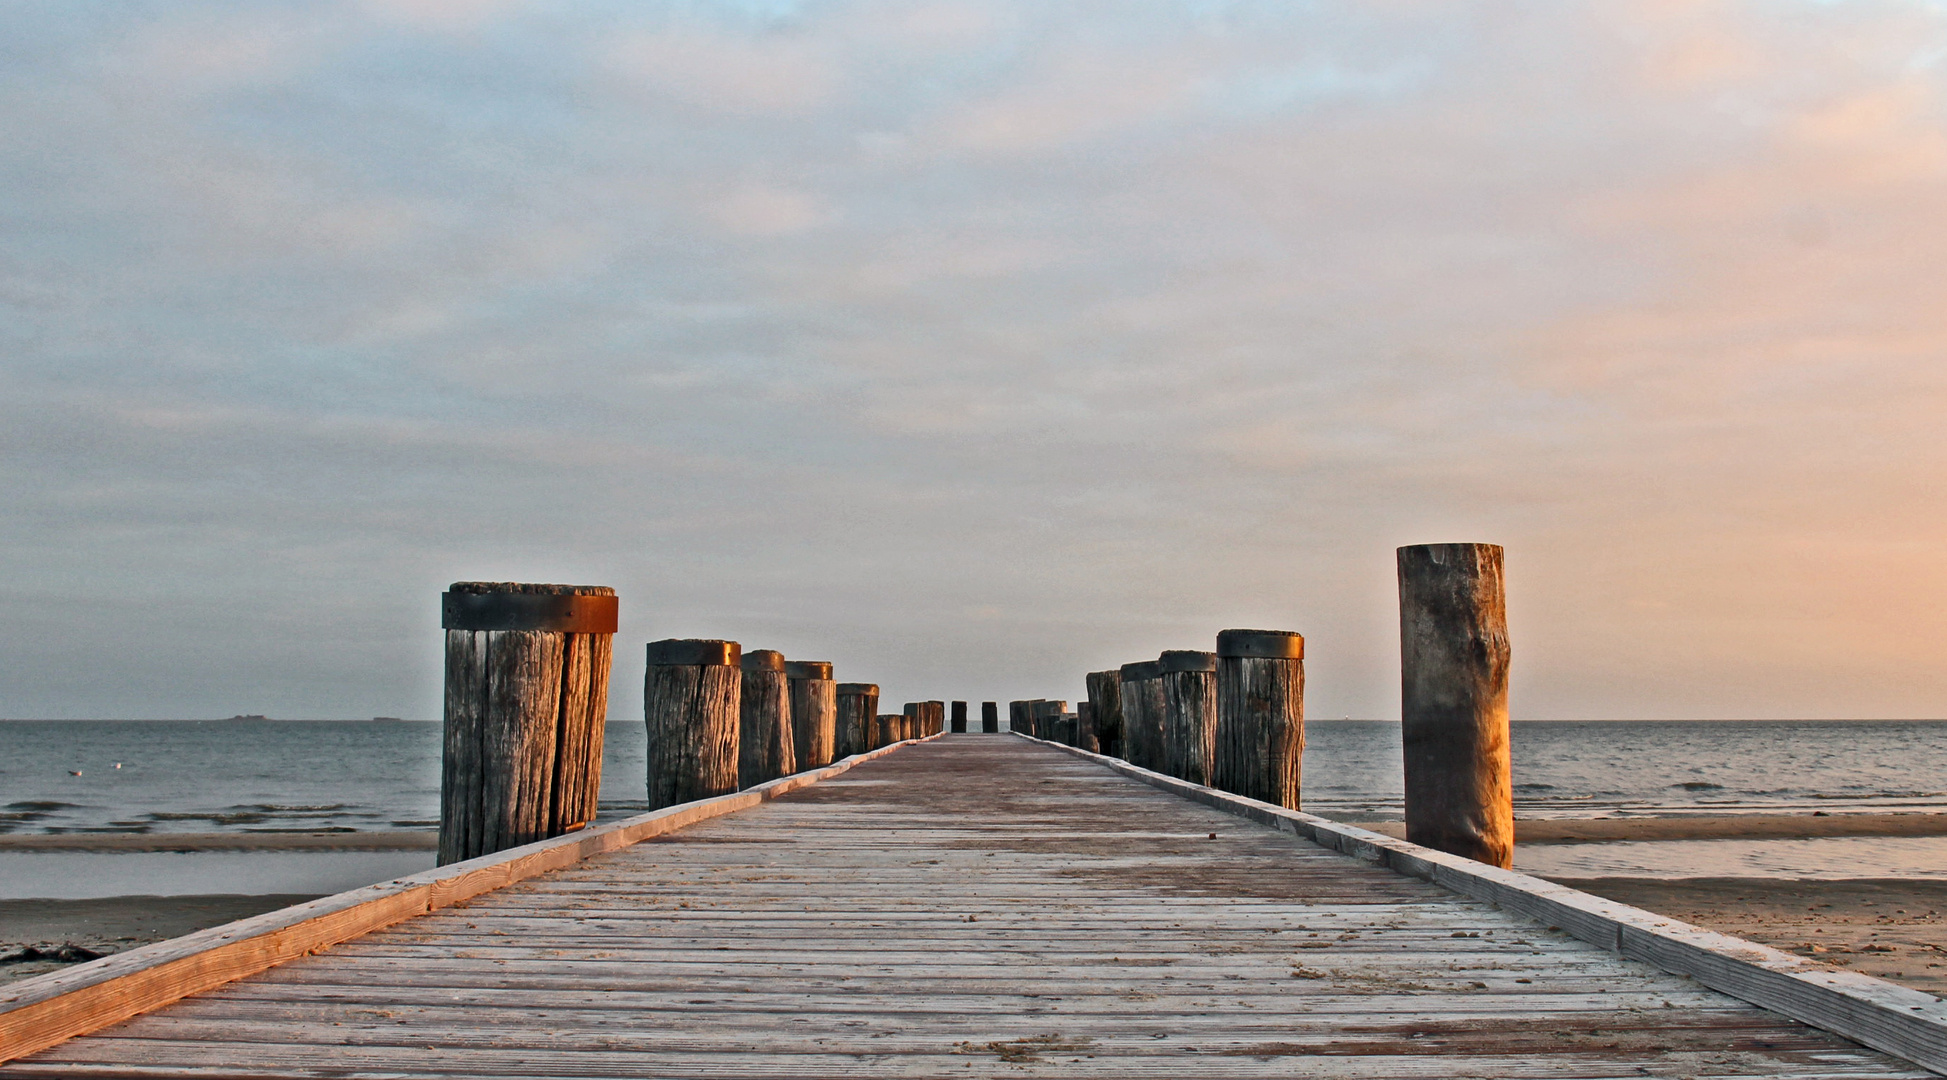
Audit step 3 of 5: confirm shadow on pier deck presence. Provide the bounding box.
[2,736,1935,1077]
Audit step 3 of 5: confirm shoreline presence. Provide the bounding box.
[1335,812,1947,844]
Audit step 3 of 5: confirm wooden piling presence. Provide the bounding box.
[1398,542,1513,869]
[981,701,999,733]
[1213,629,1305,809]
[1077,702,1099,753]
[1160,651,1217,785]
[874,713,900,747]
[1031,700,1069,744]
[1007,700,1027,734]
[738,650,794,788]
[950,701,968,733]
[924,700,946,736]
[439,582,617,866]
[835,683,878,759]
[642,638,741,812]
[1085,671,1123,759]
[786,661,837,770]
[1118,662,1164,770]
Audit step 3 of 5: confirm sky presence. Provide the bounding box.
[4,0,1947,722]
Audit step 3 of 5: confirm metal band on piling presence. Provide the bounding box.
[442,589,618,634]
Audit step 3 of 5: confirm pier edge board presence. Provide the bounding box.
[0,736,942,1064]
[1019,732,1947,1076]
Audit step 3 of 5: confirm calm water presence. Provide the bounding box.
[4,719,1944,836]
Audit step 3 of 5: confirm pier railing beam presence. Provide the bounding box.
[835,682,878,759]
[786,661,837,770]
[738,650,794,788]
[1160,651,1218,785]
[643,638,741,812]
[439,582,617,866]
[1398,542,1513,869]
[1214,629,1305,809]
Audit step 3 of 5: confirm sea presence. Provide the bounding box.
[4,719,1946,899]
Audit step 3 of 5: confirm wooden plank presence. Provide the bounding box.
[0,737,937,1063]
[1029,734,1947,1074]
[7,736,1927,1079]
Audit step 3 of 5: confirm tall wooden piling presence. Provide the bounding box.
[1118,662,1164,770]
[786,661,837,770]
[835,683,878,759]
[1077,702,1099,753]
[874,713,900,747]
[1007,700,1027,734]
[643,638,742,812]
[950,701,968,733]
[738,650,794,788]
[1160,651,1218,785]
[1398,543,1513,869]
[981,701,999,733]
[924,700,946,736]
[1085,671,1123,759]
[1214,629,1305,809]
[440,582,617,866]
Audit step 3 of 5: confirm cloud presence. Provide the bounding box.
[4,1,1947,722]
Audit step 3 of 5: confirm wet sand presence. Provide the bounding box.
[0,830,436,852]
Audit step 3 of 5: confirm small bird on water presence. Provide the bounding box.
[68,769,81,776]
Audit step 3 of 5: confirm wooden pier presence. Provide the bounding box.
[4,736,1943,1077]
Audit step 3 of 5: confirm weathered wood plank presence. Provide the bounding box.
[1028,735,1947,1075]
[0,740,931,1064]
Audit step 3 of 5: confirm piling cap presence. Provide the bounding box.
[784,660,833,680]
[836,682,878,695]
[444,583,618,634]
[645,639,739,667]
[740,649,785,672]
[1031,700,1069,716]
[1159,650,1217,673]
[1216,629,1305,660]
[1119,660,1163,681]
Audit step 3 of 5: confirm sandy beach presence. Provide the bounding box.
[1557,877,1947,996]
[1345,813,1947,844]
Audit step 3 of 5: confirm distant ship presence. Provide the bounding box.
[223,714,269,722]
[371,716,406,723]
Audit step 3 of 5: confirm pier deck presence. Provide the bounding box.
[3,737,1931,1077]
